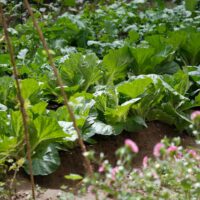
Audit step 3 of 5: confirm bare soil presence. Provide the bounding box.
[12,122,197,200]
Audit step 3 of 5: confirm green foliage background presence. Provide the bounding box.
[0,0,200,176]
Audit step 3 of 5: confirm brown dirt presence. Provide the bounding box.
[13,122,197,200]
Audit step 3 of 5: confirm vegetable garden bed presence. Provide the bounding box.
[14,122,197,199]
[0,0,200,199]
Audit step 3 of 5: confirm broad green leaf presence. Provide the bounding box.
[185,0,198,12]
[126,30,139,43]
[63,0,76,6]
[52,106,70,122]
[167,31,187,50]
[181,179,192,190]
[24,144,60,176]
[0,136,17,159]
[94,87,118,113]
[45,16,79,40]
[188,66,200,84]
[156,0,164,9]
[0,77,15,107]
[60,53,101,91]
[117,77,153,99]
[130,47,155,74]
[156,62,179,75]
[58,121,78,141]
[32,116,66,150]
[118,74,190,129]
[69,95,96,128]
[145,35,166,51]
[130,45,177,74]
[147,108,176,125]
[10,111,23,139]
[124,116,147,132]
[103,47,132,84]
[105,99,140,123]
[65,174,83,181]
[147,103,191,131]
[163,70,190,95]
[180,31,200,65]
[0,54,10,66]
[30,101,48,116]
[195,93,200,104]
[84,120,115,139]
[20,79,40,104]
[91,121,114,135]
[0,111,11,138]
[111,123,124,135]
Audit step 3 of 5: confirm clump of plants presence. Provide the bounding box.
[63,136,200,200]
[190,110,200,144]
[0,0,200,199]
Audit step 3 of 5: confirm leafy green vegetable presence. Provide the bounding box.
[1,0,200,177]
[117,77,153,99]
[130,46,178,75]
[185,0,198,12]
[31,116,67,151]
[0,77,15,108]
[24,144,60,176]
[180,31,200,65]
[0,137,17,159]
[103,47,132,84]
[60,53,101,92]
[20,78,41,105]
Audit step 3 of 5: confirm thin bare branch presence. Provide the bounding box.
[0,5,36,200]
[23,0,93,176]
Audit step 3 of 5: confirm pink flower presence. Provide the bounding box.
[187,149,197,157]
[143,156,148,168]
[191,111,200,120]
[111,167,119,180]
[177,152,183,159]
[152,172,159,179]
[87,186,94,193]
[125,139,139,153]
[167,145,178,153]
[98,165,105,173]
[153,143,164,157]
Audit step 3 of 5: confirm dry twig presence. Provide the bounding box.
[23,0,93,176]
[0,5,36,200]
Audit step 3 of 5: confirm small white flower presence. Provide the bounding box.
[193,130,199,136]
[155,164,160,169]
[104,160,109,165]
[194,183,200,189]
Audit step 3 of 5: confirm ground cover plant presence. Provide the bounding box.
[66,136,200,200]
[0,0,200,199]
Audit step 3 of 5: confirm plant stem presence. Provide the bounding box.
[9,167,18,194]
[23,0,93,176]
[0,5,36,200]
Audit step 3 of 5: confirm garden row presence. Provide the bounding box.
[0,0,200,176]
